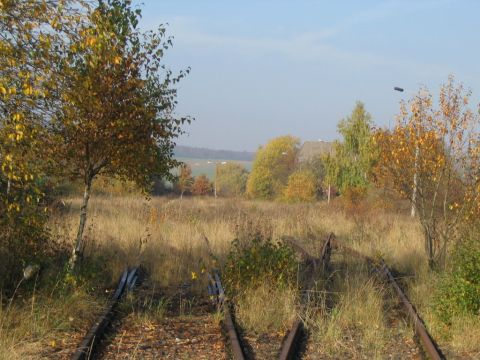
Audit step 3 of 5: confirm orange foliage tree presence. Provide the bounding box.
[374,76,480,268]
[191,174,213,196]
[175,164,193,198]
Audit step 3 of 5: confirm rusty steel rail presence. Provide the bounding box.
[278,233,335,360]
[331,239,444,360]
[71,267,138,360]
[381,263,443,360]
[208,271,245,360]
[278,319,303,360]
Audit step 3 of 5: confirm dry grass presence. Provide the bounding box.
[0,287,105,360]
[235,283,298,334]
[1,195,479,358]
[306,253,395,359]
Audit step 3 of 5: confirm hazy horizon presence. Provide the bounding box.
[136,0,480,152]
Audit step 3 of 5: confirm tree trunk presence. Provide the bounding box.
[180,190,184,199]
[425,231,440,270]
[327,184,331,204]
[69,176,92,271]
[411,130,420,218]
[411,168,418,217]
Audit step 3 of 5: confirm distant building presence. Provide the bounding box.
[298,140,333,163]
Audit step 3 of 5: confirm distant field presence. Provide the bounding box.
[175,157,252,179]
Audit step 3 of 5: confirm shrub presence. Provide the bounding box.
[216,163,249,197]
[191,174,212,196]
[223,237,297,297]
[283,169,317,202]
[434,234,480,323]
[342,186,367,205]
[0,206,48,291]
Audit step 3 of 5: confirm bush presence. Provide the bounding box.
[223,237,297,297]
[283,169,317,202]
[434,235,480,323]
[342,186,367,205]
[216,163,248,197]
[191,174,212,196]
[0,204,48,291]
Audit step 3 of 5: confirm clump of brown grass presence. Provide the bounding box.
[235,283,298,335]
[308,254,389,359]
[0,286,105,359]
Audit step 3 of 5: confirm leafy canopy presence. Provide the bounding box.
[246,135,299,200]
[283,169,317,203]
[216,162,249,197]
[51,0,190,190]
[324,101,375,193]
[374,76,480,267]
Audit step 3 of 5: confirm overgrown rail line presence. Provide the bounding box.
[71,267,138,360]
[208,234,335,360]
[71,232,444,360]
[270,233,444,359]
[209,271,246,360]
[278,233,334,360]
[331,237,445,360]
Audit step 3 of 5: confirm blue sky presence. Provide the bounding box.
[135,0,480,151]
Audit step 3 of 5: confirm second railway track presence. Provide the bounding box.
[213,233,444,360]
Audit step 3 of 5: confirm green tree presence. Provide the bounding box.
[325,102,375,195]
[216,162,249,197]
[246,135,299,199]
[50,0,191,270]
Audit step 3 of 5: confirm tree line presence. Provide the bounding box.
[177,80,480,273]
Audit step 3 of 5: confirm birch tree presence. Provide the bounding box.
[50,0,191,270]
[375,76,480,268]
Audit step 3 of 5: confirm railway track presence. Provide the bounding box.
[69,233,444,359]
[211,233,444,360]
[71,267,139,360]
[331,238,445,360]
[208,234,334,360]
